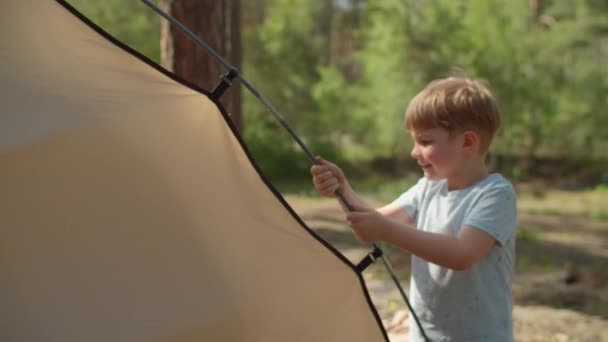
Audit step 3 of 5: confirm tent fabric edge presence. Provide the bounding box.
[53,1,390,340]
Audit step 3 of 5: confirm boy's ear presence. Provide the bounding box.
[462,130,480,154]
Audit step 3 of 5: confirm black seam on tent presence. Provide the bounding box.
[54,1,390,340]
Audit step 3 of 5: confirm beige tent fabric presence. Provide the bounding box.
[0,1,386,341]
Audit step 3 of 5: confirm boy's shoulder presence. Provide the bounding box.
[473,173,515,193]
[417,173,515,198]
[477,174,517,202]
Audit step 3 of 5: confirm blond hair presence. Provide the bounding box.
[405,77,500,154]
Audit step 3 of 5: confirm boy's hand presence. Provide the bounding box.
[310,156,348,198]
[346,205,389,243]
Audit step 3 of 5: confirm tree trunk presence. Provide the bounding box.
[529,0,541,24]
[160,0,242,132]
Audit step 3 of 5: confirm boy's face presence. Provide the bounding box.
[409,127,465,180]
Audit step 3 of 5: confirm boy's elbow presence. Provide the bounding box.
[448,241,485,271]
[451,259,473,271]
[448,254,476,271]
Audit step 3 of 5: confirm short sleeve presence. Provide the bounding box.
[390,177,426,220]
[464,184,517,246]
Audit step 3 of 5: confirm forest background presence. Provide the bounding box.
[68,0,608,187]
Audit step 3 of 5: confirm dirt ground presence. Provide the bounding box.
[285,195,608,342]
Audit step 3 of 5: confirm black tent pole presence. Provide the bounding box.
[140,1,429,340]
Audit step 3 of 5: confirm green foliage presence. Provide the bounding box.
[67,0,160,63]
[352,1,417,157]
[356,0,608,161]
[242,108,310,179]
[65,0,608,182]
[516,228,540,244]
[595,184,608,193]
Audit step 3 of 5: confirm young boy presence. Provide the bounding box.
[311,77,517,341]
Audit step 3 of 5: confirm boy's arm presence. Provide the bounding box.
[348,182,517,270]
[338,186,415,224]
[347,209,495,270]
[377,202,416,225]
[383,222,496,270]
[311,157,414,223]
[333,183,375,213]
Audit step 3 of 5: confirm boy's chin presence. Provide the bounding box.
[423,171,444,180]
[424,171,439,180]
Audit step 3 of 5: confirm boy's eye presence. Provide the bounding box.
[419,140,432,146]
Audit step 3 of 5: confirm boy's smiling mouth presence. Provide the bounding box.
[419,162,432,170]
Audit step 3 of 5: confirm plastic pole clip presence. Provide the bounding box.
[355,245,383,273]
[211,67,239,100]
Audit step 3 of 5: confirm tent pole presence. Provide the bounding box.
[140,1,429,340]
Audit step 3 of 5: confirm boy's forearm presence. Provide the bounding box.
[336,183,374,213]
[380,220,471,270]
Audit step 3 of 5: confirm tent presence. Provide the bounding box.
[0,0,390,341]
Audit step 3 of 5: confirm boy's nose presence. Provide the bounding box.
[410,146,420,159]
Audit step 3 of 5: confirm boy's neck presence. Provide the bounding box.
[446,156,488,191]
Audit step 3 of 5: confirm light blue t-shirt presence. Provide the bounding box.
[392,173,517,342]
